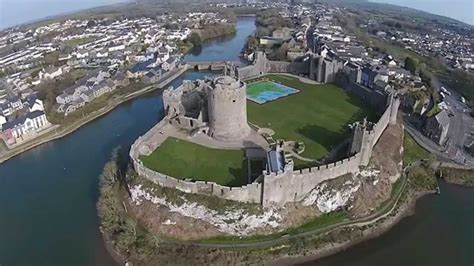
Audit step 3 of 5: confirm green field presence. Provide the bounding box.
[247,74,378,163]
[64,36,96,47]
[139,137,247,187]
[402,132,432,165]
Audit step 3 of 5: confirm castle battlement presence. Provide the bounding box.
[130,71,400,207]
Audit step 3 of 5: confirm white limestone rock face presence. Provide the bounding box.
[130,184,281,235]
[359,168,381,178]
[303,179,361,213]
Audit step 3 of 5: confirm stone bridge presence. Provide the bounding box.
[186,61,245,71]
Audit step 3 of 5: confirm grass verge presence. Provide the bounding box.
[402,132,432,166]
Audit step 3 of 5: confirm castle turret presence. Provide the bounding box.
[389,94,400,125]
[348,118,374,166]
[207,76,250,141]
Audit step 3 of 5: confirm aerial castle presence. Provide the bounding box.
[130,68,400,207]
[162,75,251,141]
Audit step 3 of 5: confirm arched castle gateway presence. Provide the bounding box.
[130,73,401,207]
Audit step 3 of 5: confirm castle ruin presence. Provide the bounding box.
[207,76,250,141]
[163,75,251,142]
[129,39,404,207]
[130,68,401,207]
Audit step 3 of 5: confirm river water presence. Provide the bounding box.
[0,16,472,265]
[307,179,474,266]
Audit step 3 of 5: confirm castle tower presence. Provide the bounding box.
[309,54,318,80]
[207,75,250,141]
[348,119,374,166]
[316,56,325,83]
[389,94,400,125]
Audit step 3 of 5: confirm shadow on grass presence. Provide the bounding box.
[297,124,345,152]
[345,90,385,120]
[228,157,249,187]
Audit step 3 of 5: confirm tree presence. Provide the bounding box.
[86,20,96,28]
[43,51,60,66]
[187,32,202,47]
[404,56,417,74]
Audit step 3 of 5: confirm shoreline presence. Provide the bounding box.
[276,190,434,265]
[98,171,437,265]
[0,66,188,164]
[100,227,127,266]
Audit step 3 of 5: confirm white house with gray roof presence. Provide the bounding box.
[424,109,450,146]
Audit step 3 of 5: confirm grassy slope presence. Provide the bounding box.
[247,74,377,161]
[140,137,247,187]
[64,36,97,47]
[402,132,432,165]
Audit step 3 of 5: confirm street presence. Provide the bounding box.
[437,83,474,165]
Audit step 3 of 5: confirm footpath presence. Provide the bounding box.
[155,167,411,250]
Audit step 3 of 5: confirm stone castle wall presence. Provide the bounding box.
[129,123,263,203]
[260,95,399,207]
[262,153,362,206]
[129,94,398,207]
[237,52,310,80]
[335,72,387,112]
[130,57,400,206]
[371,100,392,146]
[132,161,263,203]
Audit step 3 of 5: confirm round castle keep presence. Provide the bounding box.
[207,76,250,141]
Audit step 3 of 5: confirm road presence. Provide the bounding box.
[403,75,474,166]
[432,77,474,165]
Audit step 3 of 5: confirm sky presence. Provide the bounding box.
[371,0,474,25]
[0,0,472,30]
[0,0,127,29]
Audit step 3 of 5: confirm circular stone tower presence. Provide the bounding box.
[207,75,250,141]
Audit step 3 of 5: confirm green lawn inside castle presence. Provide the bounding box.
[139,74,377,185]
[247,74,377,163]
[139,137,249,187]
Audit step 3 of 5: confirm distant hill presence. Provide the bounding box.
[336,1,472,28]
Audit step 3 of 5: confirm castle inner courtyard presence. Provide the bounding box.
[138,74,379,186]
[247,74,378,166]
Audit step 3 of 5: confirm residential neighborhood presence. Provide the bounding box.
[0,11,228,147]
[0,1,473,265]
[0,94,51,147]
